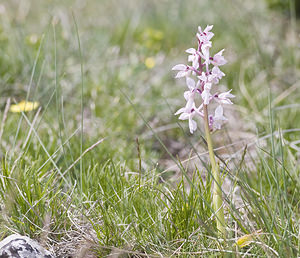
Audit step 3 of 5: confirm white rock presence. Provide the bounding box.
[0,234,53,258]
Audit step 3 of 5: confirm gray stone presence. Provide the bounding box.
[0,234,53,258]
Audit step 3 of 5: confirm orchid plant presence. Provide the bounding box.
[172,25,234,238]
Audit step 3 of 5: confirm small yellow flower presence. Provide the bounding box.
[10,101,40,113]
[236,230,262,248]
[145,57,155,69]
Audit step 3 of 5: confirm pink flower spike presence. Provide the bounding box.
[215,90,235,104]
[173,25,233,133]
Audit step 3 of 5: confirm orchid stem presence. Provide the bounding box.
[203,104,226,239]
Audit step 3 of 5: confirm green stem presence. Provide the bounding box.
[203,105,226,238]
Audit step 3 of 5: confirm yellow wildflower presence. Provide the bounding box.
[10,101,40,113]
[236,230,262,248]
[145,57,155,69]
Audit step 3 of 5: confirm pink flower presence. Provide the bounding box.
[200,82,212,104]
[186,48,200,69]
[211,49,227,66]
[183,78,202,109]
[210,66,225,84]
[186,77,196,90]
[211,105,228,130]
[198,72,208,83]
[183,90,196,110]
[172,64,191,78]
[215,90,235,104]
[197,25,214,44]
[173,25,233,133]
[175,104,203,134]
[201,90,211,105]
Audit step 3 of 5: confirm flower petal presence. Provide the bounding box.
[189,118,197,134]
[201,90,211,105]
[175,70,187,78]
[214,105,224,117]
[185,48,196,54]
[179,113,189,120]
[204,24,214,32]
[174,107,185,115]
[186,77,195,89]
[172,64,186,71]
[10,101,40,113]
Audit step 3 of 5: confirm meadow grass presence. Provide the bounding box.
[0,0,299,257]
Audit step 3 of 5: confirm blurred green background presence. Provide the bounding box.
[1,0,299,169]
